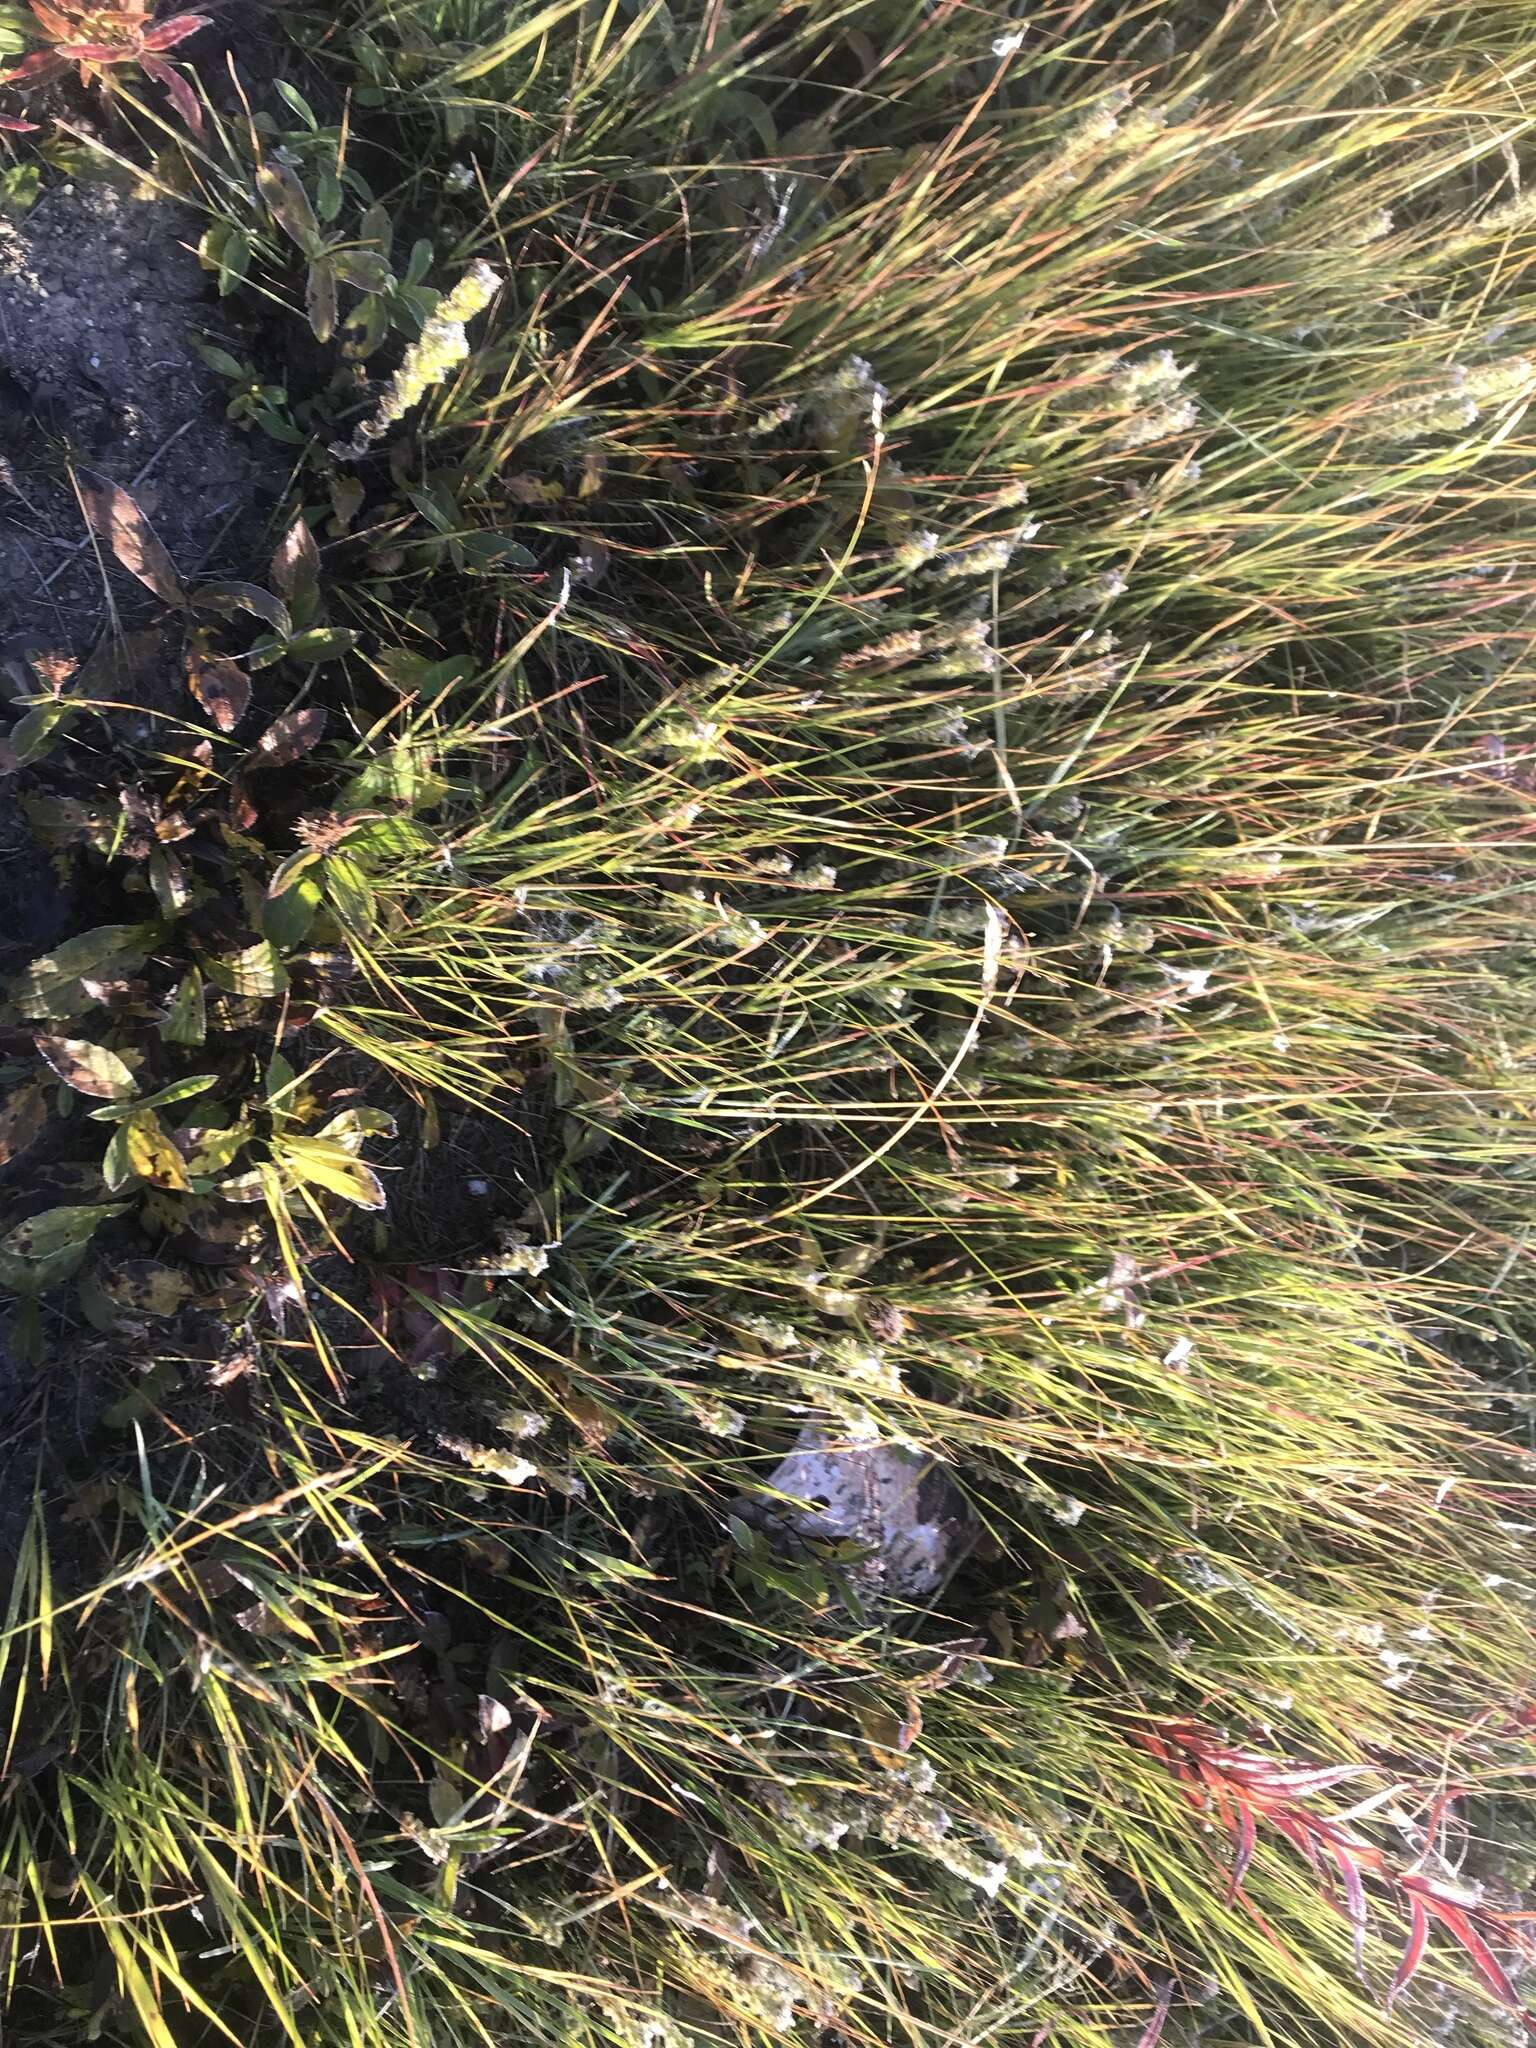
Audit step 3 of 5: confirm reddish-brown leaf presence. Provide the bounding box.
[0,48,70,85]
[1386,1897,1430,2013]
[270,516,320,605]
[1227,1799,1257,1902]
[77,471,186,607]
[251,707,327,768]
[143,10,210,49]
[1420,1893,1524,2014]
[185,648,251,733]
[28,1,77,39]
[141,51,202,132]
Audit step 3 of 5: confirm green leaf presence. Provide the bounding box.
[340,742,448,812]
[89,1075,219,1124]
[161,969,207,1047]
[323,853,376,932]
[217,227,252,296]
[34,1035,137,1101]
[274,80,318,129]
[263,872,322,950]
[279,627,359,663]
[10,698,80,765]
[208,941,286,999]
[307,253,338,343]
[12,926,157,1018]
[1,1204,125,1265]
[456,533,537,572]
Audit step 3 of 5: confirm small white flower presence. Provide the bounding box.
[992,29,1025,58]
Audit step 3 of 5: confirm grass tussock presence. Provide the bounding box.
[0,1,1534,2044]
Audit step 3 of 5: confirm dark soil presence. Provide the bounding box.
[0,175,284,657]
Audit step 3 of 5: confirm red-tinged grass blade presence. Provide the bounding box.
[1326,1839,1370,1974]
[141,51,201,133]
[1227,1799,1257,1902]
[1387,1897,1430,2013]
[1137,1982,1174,2048]
[143,11,210,50]
[55,41,122,62]
[0,112,37,130]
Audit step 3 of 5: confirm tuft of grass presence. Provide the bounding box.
[0,1,1535,2045]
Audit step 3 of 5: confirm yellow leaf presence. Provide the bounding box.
[279,1136,387,1210]
[124,1110,192,1192]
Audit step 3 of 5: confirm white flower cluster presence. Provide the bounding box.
[1366,355,1536,441]
[332,260,502,459]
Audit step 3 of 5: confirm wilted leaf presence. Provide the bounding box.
[279,1136,387,1209]
[12,925,156,1020]
[307,253,338,343]
[270,517,321,609]
[186,648,251,732]
[162,968,207,1047]
[332,247,393,293]
[148,847,191,919]
[257,158,322,255]
[249,707,328,769]
[315,1107,396,1152]
[22,791,117,852]
[178,1123,251,1175]
[190,582,292,635]
[1,1204,124,1264]
[0,1079,49,1167]
[77,472,187,608]
[34,1034,137,1100]
[98,1260,195,1318]
[328,474,365,534]
[123,1109,193,1191]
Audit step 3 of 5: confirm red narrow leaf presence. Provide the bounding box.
[0,113,37,130]
[56,42,123,62]
[1136,1982,1174,2048]
[1421,1895,1524,2014]
[0,48,70,84]
[1386,1897,1430,2012]
[29,1,76,37]
[1267,1808,1325,1876]
[141,50,201,132]
[1326,1840,1369,1973]
[143,10,210,49]
[1227,1800,1257,1902]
